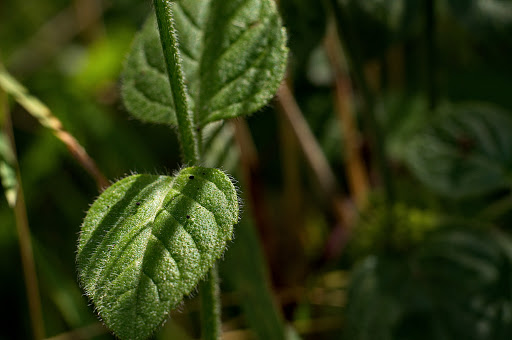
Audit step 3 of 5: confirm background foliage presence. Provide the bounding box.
[1,0,512,339]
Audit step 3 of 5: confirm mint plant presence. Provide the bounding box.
[5,0,512,339]
[75,0,287,339]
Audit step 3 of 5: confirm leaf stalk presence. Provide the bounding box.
[153,2,221,338]
[153,0,200,165]
[200,266,221,340]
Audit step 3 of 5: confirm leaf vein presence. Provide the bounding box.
[141,44,166,77]
[142,270,164,302]
[166,212,203,262]
[150,232,183,281]
[130,82,170,109]
[179,45,199,63]
[185,172,231,208]
[94,224,152,296]
[83,178,168,282]
[204,44,268,106]
[175,2,201,31]
[175,190,223,231]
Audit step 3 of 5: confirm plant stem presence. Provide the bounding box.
[153,0,199,165]
[153,2,220,338]
[200,266,221,340]
[1,89,45,340]
[327,0,395,207]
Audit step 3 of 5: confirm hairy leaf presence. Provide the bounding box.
[77,166,238,340]
[406,104,512,198]
[122,0,287,126]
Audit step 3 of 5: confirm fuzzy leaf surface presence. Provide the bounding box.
[76,166,238,340]
[122,0,287,126]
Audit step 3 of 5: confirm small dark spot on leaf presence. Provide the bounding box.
[202,172,205,175]
[249,21,260,29]
[186,215,190,219]
[136,202,141,206]
[456,135,475,156]
[189,175,195,179]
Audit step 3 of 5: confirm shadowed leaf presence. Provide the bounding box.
[406,104,512,198]
[346,228,512,340]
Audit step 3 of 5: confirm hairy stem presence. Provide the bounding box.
[200,266,221,340]
[153,2,220,338]
[153,0,199,165]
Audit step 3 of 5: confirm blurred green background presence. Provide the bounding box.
[2,0,512,339]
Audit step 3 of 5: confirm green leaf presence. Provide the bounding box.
[202,121,239,173]
[406,104,512,198]
[121,0,288,127]
[76,166,239,340]
[345,228,512,340]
